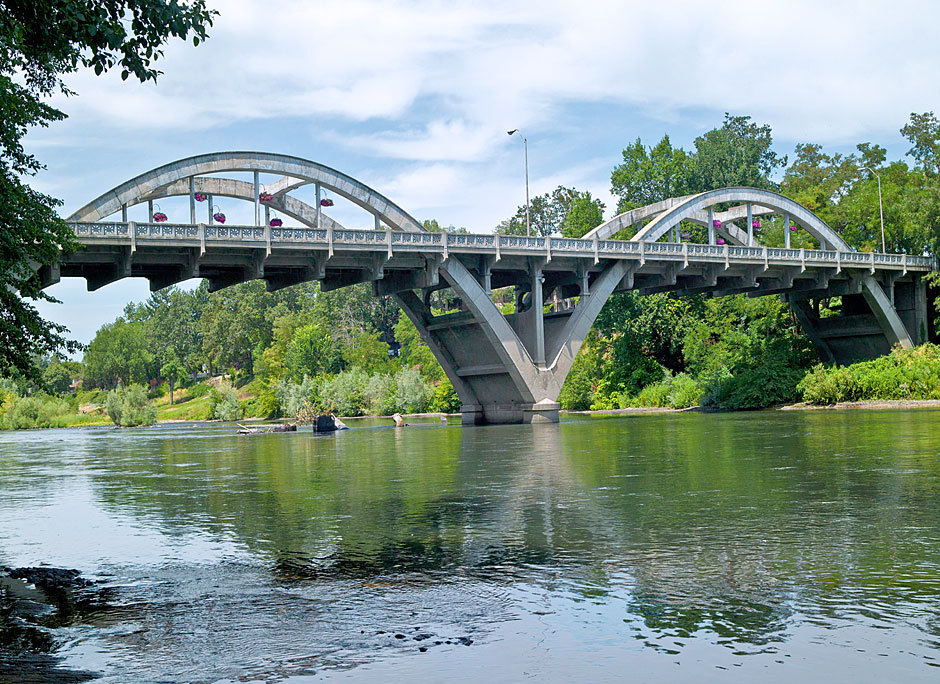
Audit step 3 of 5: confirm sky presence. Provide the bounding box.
[29,0,940,349]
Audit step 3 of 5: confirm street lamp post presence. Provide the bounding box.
[861,166,886,253]
[507,129,530,237]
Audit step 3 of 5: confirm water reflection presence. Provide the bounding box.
[0,411,938,681]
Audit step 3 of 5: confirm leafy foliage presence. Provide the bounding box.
[105,384,156,427]
[798,345,940,404]
[0,0,215,379]
[208,380,242,421]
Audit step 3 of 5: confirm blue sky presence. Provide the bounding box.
[28,0,940,349]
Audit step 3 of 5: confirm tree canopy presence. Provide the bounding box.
[0,0,216,380]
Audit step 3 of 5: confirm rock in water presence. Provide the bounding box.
[315,415,337,433]
[5,566,89,589]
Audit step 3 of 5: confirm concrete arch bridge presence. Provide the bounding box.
[51,152,935,425]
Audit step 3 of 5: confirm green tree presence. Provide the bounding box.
[561,192,605,238]
[610,135,692,213]
[285,323,337,379]
[496,186,583,236]
[0,0,216,380]
[200,281,274,375]
[901,111,940,177]
[161,355,187,405]
[83,318,153,388]
[689,113,785,191]
[42,360,73,395]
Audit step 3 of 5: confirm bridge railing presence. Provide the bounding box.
[68,222,937,271]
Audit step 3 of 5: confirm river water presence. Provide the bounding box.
[1,410,939,683]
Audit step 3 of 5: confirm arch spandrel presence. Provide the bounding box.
[67,151,424,233]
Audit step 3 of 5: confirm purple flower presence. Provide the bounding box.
[789,224,797,231]
[269,218,283,227]
[752,219,761,229]
[153,212,168,223]
[259,192,274,202]
[716,238,725,245]
[320,198,334,207]
[680,231,691,239]
[213,212,226,224]
[194,193,207,202]
[713,219,722,228]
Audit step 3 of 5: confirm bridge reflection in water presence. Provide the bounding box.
[48,152,935,425]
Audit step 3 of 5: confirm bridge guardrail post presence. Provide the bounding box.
[762,245,769,271]
[545,235,552,263]
[442,231,449,261]
[870,251,876,274]
[265,223,271,256]
[903,253,908,276]
[593,236,599,264]
[386,229,393,260]
[494,233,501,262]
[128,221,136,253]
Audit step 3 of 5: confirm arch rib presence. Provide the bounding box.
[67,151,424,233]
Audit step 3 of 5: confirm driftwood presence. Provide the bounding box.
[237,423,297,435]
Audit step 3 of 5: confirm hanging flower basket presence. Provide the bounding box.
[680,231,691,239]
[153,212,168,223]
[259,192,274,202]
[789,224,798,232]
[194,192,207,202]
[712,219,722,228]
[269,217,283,227]
[320,198,334,207]
[752,219,761,229]
[213,212,226,224]
[716,237,726,245]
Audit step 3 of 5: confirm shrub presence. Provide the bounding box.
[395,368,431,414]
[275,375,320,418]
[209,380,242,421]
[633,373,702,409]
[319,369,368,416]
[364,373,397,415]
[105,385,157,427]
[798,345,940,405]
[428,379,461,414]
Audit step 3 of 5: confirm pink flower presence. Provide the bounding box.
[213,212,226,224]
[320,198,334,207]
[716,238,725,245]
[713,219,722,228]
[789,224,797,231]
[194,193,207,202]
[269,218,283,227]
[153,212,168,223]
[752,219,761,229]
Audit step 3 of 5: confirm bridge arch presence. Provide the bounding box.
[68,151,424,233]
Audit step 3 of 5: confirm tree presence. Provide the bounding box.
[690,114,785,191]
[496,186,602,237]
[561,192,605,238]
[160,355,187,405]
[610,135,692,213]
[901,111,940,177]
[0,0,216,381]
[83,318,153,388]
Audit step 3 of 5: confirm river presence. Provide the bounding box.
[1,410,939,683]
